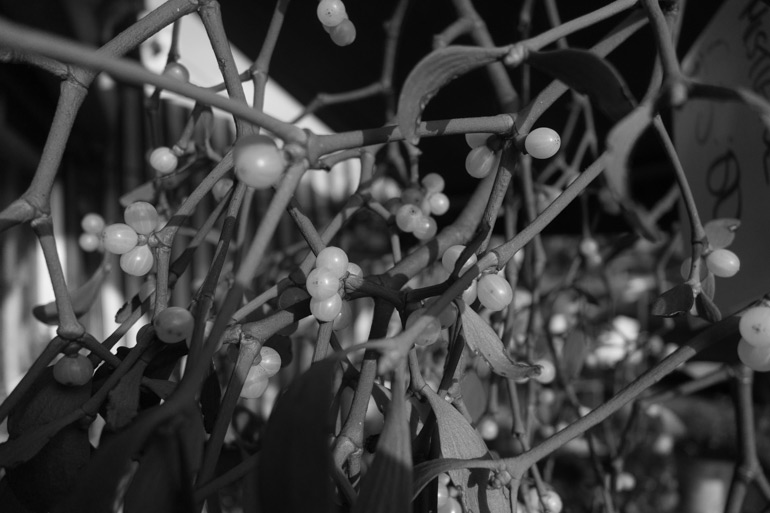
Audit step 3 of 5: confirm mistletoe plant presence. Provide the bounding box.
[0,0,769,512]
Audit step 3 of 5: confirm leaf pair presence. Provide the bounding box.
[652,281,722,323]
[421,387,510,513]
[459,301,540,380]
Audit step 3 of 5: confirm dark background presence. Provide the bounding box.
[0,0,725,234]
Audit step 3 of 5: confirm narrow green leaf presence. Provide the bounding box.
[527,49,636,122]
[603,101,660,241]
[704,218,740,249]
[459,303,540,380]
[696,293,722,323]
[119,181,156,207]
[396,46,508,144]
[562,329,589,380]
[651,283,694,317]
[32,261,111,325]
[352,370,411,513]
[423,388,511,513]
[604,102,653,198]
[258,360,337,513]
[105,361,145,432]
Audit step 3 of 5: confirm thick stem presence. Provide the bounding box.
[31,216,84,339]
[187,184,247,365]
[251,0,291,111]
[525,0,639,52]
[199,1,250,135]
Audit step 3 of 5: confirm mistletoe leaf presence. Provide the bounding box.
[604,101,653,199]
[562,329,590,380]
[413,458,497,499]
[696,293,722,323]
[459,302,540,380]
[258,360,337,513]
[603,101,660,241]
[352,370,411,513]
[423,387,510,513]
[33,261,111,325]
[701,272,716,300]
[651,283,694,317]
[527,49,636,122]
[397,46,508,145]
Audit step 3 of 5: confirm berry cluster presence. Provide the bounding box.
[241,346,283,399]
[233,134,286,190]
[79,213,105,253]
[392,173,450,240]
[588,315,641,368]
[441,245,514,312]
[738,303,770,372]
[317,0,356,46]
[436,473,462,513]
[102,201,160,276]
[306,246,358,327]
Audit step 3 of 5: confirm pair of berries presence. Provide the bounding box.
[241,345,283,399]
[464,127,561,179]
[150,138,288,231]
[53,305,195,387]
[79,213,106,253]
[316,0,356,46]
[102,201,161,277]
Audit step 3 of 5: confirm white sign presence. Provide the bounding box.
[674,0,770,313]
